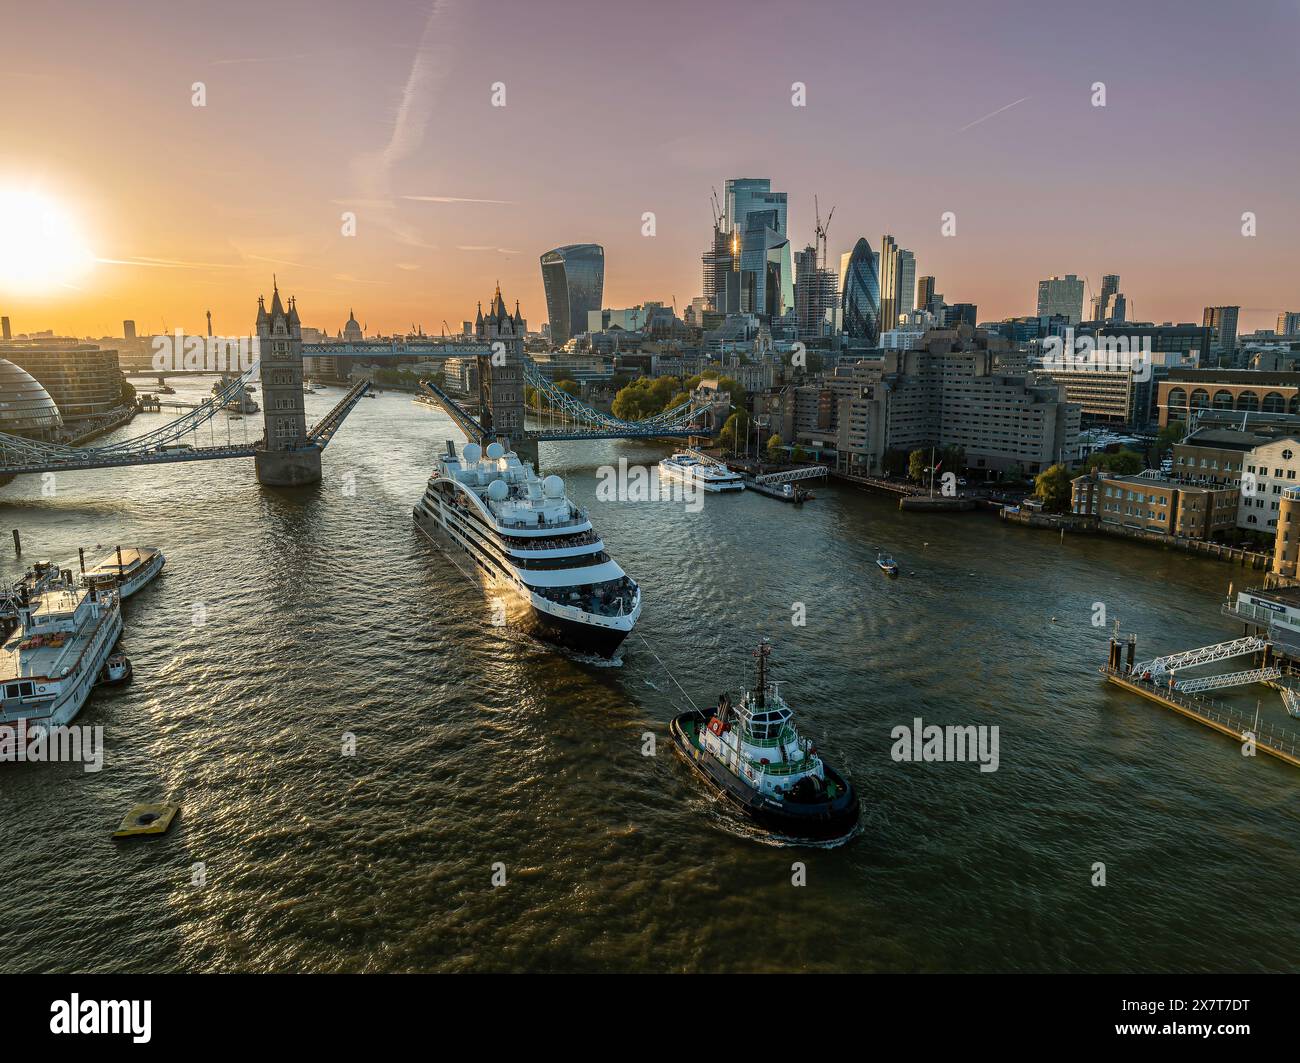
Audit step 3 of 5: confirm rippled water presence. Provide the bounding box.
[2,375,1298,972]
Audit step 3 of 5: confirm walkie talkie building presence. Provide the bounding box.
[540,244,604,346]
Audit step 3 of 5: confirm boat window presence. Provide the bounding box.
[18,682,32,697]
[4,683,18,699]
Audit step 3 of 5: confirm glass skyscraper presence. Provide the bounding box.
[839,238,881,346]
[540,244,605,346]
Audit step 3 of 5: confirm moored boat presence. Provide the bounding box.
[99,651,132,687]
[0,569,123,746]
[81,547,164,600]
[670,640,859,843]
[658,450,745,493]
[875,550,899,576]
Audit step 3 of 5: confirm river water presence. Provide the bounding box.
[2,375,1297,972]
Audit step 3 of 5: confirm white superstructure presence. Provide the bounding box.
[658,450,744,493]
[414,440,640,657]
[0,570,122,742]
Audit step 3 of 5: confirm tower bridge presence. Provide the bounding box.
[0,283,715,487]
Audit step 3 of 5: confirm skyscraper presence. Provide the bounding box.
[794,245,838,340]
[1089,274,1127,322]
[916,276,936,315]
[1278,311,1300,337]
[897,250,916,319]
[1203,306,1239,352]
[876,236,916,332]
[1037,275,1085,323]
[839,238,881,346]
[712,178,792,319]
[540,244,604,346]
[724,178,787,237]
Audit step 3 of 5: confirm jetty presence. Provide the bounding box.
[1102,630,1300,768]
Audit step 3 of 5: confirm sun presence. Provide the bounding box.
[0,186,94,294]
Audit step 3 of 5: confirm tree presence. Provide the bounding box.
[718,410,750,455]
[1087,447,1143,476]
[610,376,681,420]
[908,449,929,482]
[1155,420,1185,459]
[791,445,808,464]
[766,433,784,464]
[555,380,581,397]
[1034,464,1074,513]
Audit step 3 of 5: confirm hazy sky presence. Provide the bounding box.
[2,0,1298,338]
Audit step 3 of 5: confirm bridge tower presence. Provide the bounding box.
[474,283,537,467]
[254,282,321,486]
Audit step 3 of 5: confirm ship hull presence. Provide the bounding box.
[414,504,633,659]
[670,710,859,842]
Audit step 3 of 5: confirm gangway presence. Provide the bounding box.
[1173,666,1282,693]
[754,465,829,486]
[1132,636,1268,678]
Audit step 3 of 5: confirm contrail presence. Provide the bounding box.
[401,195,515,205]
[352,0,457,246]
[958,96,1029,133]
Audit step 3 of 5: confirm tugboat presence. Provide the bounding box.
[670,640,859,843]
[875,550,900,576]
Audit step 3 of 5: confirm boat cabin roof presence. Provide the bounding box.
[86,547,157,576]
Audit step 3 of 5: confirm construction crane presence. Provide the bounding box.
[710,186,723,229]
[814,195,836,270]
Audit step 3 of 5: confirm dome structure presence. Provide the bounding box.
[0,358,63,439]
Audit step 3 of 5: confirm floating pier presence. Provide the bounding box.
[1102,633,1300,768]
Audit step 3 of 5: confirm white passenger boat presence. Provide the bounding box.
[658,450,745,492]
[0,569,123,741]
[414,440,640,658]
[81,547,164,600]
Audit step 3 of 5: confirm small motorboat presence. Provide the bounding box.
[875,550,900,576]
[100,652,132,686]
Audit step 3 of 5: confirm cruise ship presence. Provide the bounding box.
[658,450,745,492]
[0,568,123,743]
[413,440,641,658]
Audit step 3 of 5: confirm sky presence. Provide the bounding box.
[1,0,1298,339]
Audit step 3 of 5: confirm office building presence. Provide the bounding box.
[0,358,63,439]
[1089,274,1127,322]
[0,337,124,422]
[540,244,605,347]
[838,238,881,346]
[1203,305,1240,354]
[794,244,838,340]
[1277,312,1300,338]
[1037,275,1085,324]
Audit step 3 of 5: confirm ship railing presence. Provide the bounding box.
[746,754,818,778]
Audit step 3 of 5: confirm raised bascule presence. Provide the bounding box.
[416,285,715,459]
[0,285,369,484]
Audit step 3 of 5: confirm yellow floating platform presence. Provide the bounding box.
[112,803,179,838]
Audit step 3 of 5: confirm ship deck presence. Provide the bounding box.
[679,715,843,796]
[0,589,108,682]
[85,547,158,577]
